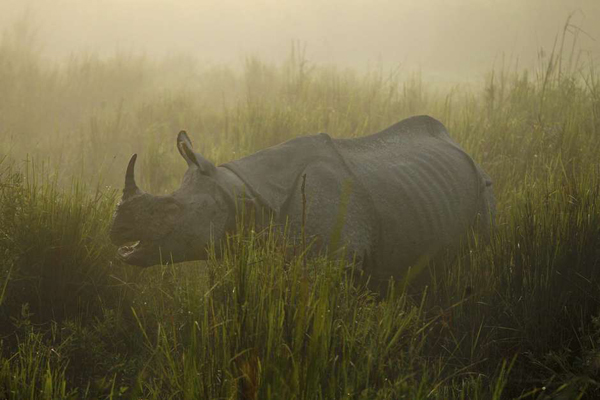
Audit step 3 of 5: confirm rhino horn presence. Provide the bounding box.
[123,154,143,198]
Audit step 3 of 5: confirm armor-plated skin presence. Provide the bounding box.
[110,115,495,282]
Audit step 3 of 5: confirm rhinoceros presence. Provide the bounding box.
[110,115,495,284]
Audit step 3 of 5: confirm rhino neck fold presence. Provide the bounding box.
[215,165,272,224]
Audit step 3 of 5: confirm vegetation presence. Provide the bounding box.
[2,20,600,398]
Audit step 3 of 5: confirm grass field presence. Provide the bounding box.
[2,22,600,398]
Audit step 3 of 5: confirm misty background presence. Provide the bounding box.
[1,0,599,193]
[1,0,599,80]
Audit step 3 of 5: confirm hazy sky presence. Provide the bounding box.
[1,0,599,78]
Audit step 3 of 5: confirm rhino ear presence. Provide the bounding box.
[177,130,216,175]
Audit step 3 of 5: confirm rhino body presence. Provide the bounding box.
[110,115,495,283]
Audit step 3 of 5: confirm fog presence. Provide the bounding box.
[1,0,599,80]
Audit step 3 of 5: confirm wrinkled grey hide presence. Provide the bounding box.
[110,115,495,283]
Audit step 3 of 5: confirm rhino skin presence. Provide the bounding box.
[110,115,495,283]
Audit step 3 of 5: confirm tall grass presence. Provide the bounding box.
[2,18,600,398]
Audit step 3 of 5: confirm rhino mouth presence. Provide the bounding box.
[114,238,159,266]
[117,240,142,259]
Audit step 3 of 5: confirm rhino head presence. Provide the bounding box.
[110,131,237,267]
